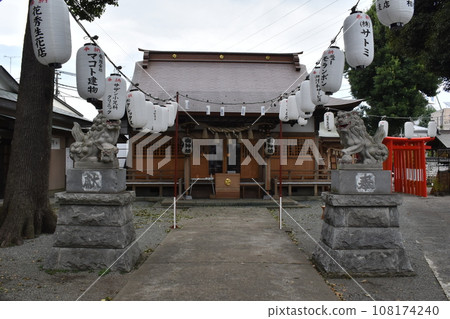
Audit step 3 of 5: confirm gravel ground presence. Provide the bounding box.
[0,201,176,301]
[0,196,448,301]
[282,197,448,301]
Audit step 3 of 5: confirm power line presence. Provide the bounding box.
[225,0,313,51]
[247,0,339,51]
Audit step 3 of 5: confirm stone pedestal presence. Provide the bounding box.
[45,169,139,272]
[313,169,414,277]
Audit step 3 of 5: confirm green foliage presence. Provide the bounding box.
[347,4,440,136]
[65,0,119,22]
[390,0,450,91]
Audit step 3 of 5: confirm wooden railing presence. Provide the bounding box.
[271,169,331,196]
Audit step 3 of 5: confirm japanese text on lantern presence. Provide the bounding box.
[359,15,372,57]
[85,46,103,95]
[31,5,47,58]
[321,51,335,87]
[313,71,323,103]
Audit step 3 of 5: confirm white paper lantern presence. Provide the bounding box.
[220,106,225,116]
[320,46,345,95]
[241,106,246,116]
[376,0,414,29]
[378,120,389,137]
[324,111,335,131]
[261,106,266,116]
[29,0,71,68]
[428,120,437,138]
[151,105,164,133]
[206,105,211,115]
[103,74,126,120]
[144,100,155,131]
[165,101,178,127]
[279,98,289,122]
[309,66,329,106]
[125,88,148,128]
[404,121,414,138]
[296,80,316,118]
[297,117,308,126]
[160,106,169,132]
[76,43,105,101]
[344,12,374,69]
[287,95,299,120]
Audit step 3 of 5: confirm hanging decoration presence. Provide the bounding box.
[76,43,105,101]
[404,121,414,138]
[343,11,374,69]
[287,95,299,120]
[125,87,148,128]
[320,46,345,95]
[324,111,335,131]
[220,106,225,117]
[144,100,155,131]
[378,119,389,137]
[160,106,169,132]
[297,117,308,126]
[278,98,289,122]
[151,105,164,133]
[103,73,126,120]
[309,66,329,106]
[206,105,211,115]
[29,0,72,68]
[241,106,246,116]
[376,0,414,29]
[261,106,266,116]
[296,79,315,119]
[165,101,178,127]
[185,100,190,110]
[427,121,437,138]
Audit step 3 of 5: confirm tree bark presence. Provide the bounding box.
[0,3,57,247]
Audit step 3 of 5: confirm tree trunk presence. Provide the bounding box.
[0,3,57,247]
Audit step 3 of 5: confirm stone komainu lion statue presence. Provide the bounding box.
[70,113,121,167]
[335,111,388,165]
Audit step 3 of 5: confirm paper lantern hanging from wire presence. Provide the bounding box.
[103,74,126,120]
[125,88,148,129]
[404,121,414,139]
[29,0,72,68]
[428,121,437,138]
[295,79,315,119]
[344,11,374,69]
[144,100,155,131]
[376,0,414,29]
[297,117,308,127]
[309,66,329,106]
[320,46,345,95]
[324,111,335,131]
[76,43,105,101]
[160,106,169,132]
[151,105,164,133]
[378,120,389,137]
[287,95,299,120]
[278,98,289,122]
[165,101,178,127]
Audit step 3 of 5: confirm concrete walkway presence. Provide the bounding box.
[114,206,337,301]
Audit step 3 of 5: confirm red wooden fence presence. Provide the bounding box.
[383,137,434,197]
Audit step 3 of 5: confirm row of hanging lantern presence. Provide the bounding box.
[29,0,178,133]
[32,0,416,136]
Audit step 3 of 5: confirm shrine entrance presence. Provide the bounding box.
[383,137,434,197]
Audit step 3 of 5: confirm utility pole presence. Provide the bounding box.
[3,55,20,74]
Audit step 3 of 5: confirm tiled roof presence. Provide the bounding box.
[132,50,361,115]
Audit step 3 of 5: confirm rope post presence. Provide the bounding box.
[172,92,179,229]
[279,120,283,230]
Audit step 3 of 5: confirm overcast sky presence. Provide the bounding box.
[1,0,448,119]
